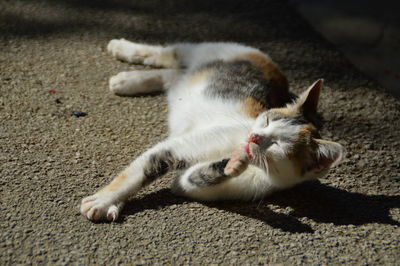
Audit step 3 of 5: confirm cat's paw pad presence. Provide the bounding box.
[224,150,250,177]
[80,192,123,222]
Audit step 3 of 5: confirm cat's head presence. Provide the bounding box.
[246,79,344,182]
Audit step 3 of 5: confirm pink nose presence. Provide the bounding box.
[248,133,263,144]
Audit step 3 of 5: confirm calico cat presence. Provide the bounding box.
[80,40,344,222]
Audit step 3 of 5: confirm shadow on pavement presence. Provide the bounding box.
[121,181,400,233]
[1,0,366,89]
[1,0,315,43]
[12,0,293,15]
[268,181,400,226]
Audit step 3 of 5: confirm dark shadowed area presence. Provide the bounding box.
[290,0,400,98]
[1,0,399,264]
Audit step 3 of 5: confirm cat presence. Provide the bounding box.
[80,40,344,222]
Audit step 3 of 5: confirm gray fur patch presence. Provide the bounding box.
[188,159,230,188]
[143,150,188,186]
[197,60,294,108]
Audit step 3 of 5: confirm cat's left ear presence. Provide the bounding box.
[295,79,323,119]
[309,138,344,174]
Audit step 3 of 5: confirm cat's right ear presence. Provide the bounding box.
[293,79,323,126]
[297,79,323,115]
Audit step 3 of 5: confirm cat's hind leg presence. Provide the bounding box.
[107,39,179,68]
[109,69,182,96]
[107,40,261,70]
[80,143,188,222]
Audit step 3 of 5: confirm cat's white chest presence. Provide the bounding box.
[167,79,252,139]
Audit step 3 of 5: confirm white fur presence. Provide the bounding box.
[170,42,262,70]
[109,69,181,96]
[107,39,178,68]
[80,40,343,222]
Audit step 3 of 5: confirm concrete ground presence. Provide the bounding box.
[1,0,399,264]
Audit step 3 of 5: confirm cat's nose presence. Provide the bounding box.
[248,133,264,144]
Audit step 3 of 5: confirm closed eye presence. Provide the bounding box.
[263,116,270,128]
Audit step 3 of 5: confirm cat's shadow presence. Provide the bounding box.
[120,181,400,233]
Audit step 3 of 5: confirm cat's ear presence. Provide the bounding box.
[308,138,344,174]
[295,79,323,117]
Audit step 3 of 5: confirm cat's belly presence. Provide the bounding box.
[167,98,251,137]
[167,74,253,138]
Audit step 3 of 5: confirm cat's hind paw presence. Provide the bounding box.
[106,39,159,65]
[107,39,178,68]
[109,71,163,96]
[107,39,142,63]
[80,192,123,222]
[109,71,137,95]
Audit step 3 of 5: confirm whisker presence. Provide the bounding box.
[267,156,278,174]
[256,198,264,209]
[263,158,269,176]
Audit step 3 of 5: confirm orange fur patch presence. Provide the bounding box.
[233,52,290,107]
[233,52,288,90]
[186,70,212,87]
[287,125,314,161]
[291,125,322,176]
[298,125,316,139]
[241,97,267,118]
[270,107,299,118]
[106,172,127,192]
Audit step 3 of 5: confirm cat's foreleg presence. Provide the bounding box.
[107,39,179,68]
[80,142,187,222]
[80,128,237,222]
[109,69,182,96]
[224,149,250,177]
[171,150,250,198]
[173,159,231,191]
[173,155,271,202]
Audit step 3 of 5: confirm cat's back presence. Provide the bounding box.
[173,51,291,109]
[167,49,293,135]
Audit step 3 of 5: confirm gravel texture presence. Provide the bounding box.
[1,0,399,264]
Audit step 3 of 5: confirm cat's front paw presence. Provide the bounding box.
[224,150,250,177]
[80,192,123,222]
